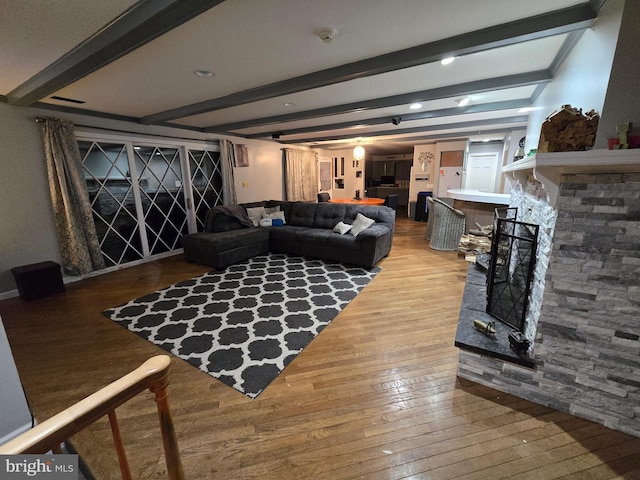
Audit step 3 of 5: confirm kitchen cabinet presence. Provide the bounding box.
[372,161,395,179]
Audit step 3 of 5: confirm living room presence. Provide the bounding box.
[2,1,640,478]
[2,0,636,298]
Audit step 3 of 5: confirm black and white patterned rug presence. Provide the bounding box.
[104,253,380,398]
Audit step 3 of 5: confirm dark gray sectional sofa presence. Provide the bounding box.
[182,200,395,270]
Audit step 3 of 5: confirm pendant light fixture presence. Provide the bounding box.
[353,141,365,160]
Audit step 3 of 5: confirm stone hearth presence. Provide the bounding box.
[455,265,535,368]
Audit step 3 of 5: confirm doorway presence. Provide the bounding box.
[464,153,499,192]
[437,150,464,197]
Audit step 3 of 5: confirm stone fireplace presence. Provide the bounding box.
[455,149,640,438]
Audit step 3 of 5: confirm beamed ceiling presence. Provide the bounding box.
[0,0,608,154]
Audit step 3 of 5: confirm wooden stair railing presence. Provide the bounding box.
[0,355,184,480]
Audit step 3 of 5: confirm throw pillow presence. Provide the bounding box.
[262,211,286,224]
[333,221,353,235]
[246,206,266,226]
[259,216,285,227]
[349,213,375,237]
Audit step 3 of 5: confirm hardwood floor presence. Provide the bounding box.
[1,214,639,479]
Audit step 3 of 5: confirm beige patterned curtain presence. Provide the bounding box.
[40,118,105,275]
[283,148,318,201]
[220,139,237,205]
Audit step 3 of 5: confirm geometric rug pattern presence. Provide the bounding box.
[103,253,380,398]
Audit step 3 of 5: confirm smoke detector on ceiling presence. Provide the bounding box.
[317,28,337,43]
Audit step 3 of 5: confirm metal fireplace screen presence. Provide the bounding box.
[486,208,539,332]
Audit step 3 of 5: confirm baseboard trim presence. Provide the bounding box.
[0,250,184,300]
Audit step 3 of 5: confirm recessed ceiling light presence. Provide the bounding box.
[441,57,455,65]
[457,97,470,107]
[409,103,423,110]
[518,107,533,113]
[194,70,213,78]
[283,102,295,107]
[483,139,490,142]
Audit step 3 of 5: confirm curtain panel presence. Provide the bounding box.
[283,148,318,201]
[219,139,237,205]
[40,117,105,275]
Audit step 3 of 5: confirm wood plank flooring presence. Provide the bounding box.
[1,213,639,479]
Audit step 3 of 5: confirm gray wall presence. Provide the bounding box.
[0,103,61,295]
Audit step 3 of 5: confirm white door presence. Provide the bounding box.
[464,153,499,191]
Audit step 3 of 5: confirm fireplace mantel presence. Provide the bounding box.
[502,149,640,205]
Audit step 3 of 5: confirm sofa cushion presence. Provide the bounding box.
[187,228,269,249]
[267,225,307,251]
[349,213,375,237]
[333,221,352,235]
[272,201,293,223]
[246,206,266,226]
[313,202,346,229]
[182,229,269,269]
[241,201,269,209]
[288,202,317,227]
[295,228,335,246]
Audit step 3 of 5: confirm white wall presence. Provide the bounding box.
[410,144,436,203]
[435,140,469,198]
[0,102,286,295]
[231,140,285,203]
[329,148,365,200]
[524,0,623,152]
[502,128,527,193]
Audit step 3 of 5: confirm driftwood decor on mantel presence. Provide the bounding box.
[537,104,599,153]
